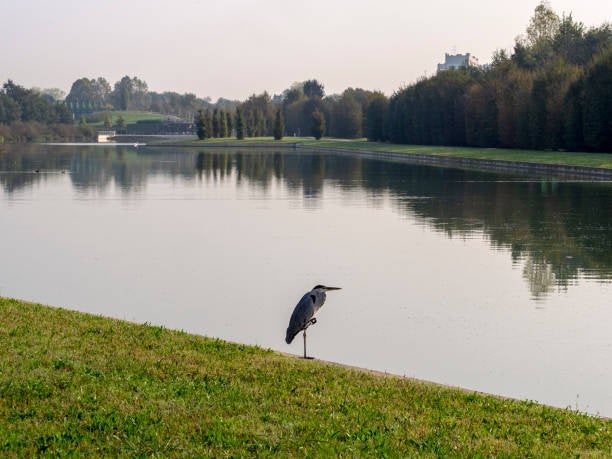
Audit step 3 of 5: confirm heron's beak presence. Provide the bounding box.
[324,286,341,291]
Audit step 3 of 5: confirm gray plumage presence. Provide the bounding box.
[285,285,341,358]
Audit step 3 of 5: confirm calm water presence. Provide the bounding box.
[1,144,611,416]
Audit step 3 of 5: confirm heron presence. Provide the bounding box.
[285,285,341,359]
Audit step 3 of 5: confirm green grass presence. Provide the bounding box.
[87,111,166,128]
[299,139,612,169]
[180,137,612,169]
[1,298,610,457]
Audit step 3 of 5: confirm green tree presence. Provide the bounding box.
[0,94,22,123]
[103,112,113,129]
[219,109,228,137]
[235,107,245,140]
[303,79,325,99]
[111,76,150,111]
[365,93,388,141]
[119,86,130,111]
[212,108,220,138]
[195,109,207,140]
[273,107,284,140]
[65,77,110,115]
[283,85,303,105]
[464,81,499,147]
[55,102,73,124]
[238,92,275,137]
[115,115,127,133]
[246,110,255,137]
[78,115,94,139]
[225,111,233,137]
[526,2,560,47]
[311,109,326,140]
[331,91,363,138]
[204,110,213,139]
[581,47,612,151]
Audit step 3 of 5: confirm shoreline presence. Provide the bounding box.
[299,144,612,180]
[136,138,612,180]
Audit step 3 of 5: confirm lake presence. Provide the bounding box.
[1,144,611,417]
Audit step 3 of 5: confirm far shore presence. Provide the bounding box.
[110,135,612,179]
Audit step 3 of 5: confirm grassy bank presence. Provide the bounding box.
[1,298,610,457]
[179,137,612,169]
[301,139,612,169]
[88,111,166,127]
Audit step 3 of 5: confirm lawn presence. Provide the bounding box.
[180,137,612,169]
[87,111,166,128]
[299,138,612,169]
[1,297,610,457]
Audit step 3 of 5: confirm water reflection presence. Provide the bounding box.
[1,146,611,299]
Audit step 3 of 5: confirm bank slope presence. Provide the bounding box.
[1,297,610,456]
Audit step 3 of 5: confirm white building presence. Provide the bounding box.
[437,53,479,73]
[97,130,116,143]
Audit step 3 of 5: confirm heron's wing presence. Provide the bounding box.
[285,292,316,344]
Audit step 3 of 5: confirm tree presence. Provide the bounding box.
[34,87,66,101]
[225,111,233,137]
[273,107,284,140]
[283,85,303,105]
[55,102,73,124]
[66,77,110,115]
[303,79,325,99]
[103,112,113,129]
[212,108,220,138]
[526,2,560,47]
[311,109,326,140]
[78,115,94,139]
[514,2,561,68]
[115,115,127,133]
[238,92,274,137]
[246,110,255,137]
[204,110,213,139]
[219,109,228,137]
[464,81,499,147]
[254,109,264,136]
[195,109,206,140]
[235,107,245,140]
[111,76,150,111]
[0,94,22,123]
[331,91,363,138]
[581,47,612,151]
[365,93,388,141]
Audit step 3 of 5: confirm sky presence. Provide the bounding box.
[2,0,610,101]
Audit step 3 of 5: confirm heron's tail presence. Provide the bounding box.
[285,327,298,344]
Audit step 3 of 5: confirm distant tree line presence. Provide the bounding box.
[2,3,609,149]
[195,108,234,139]
[380,3,612,152]
[0,80,85,142]
[228,79,385,141]
[64,75,239,122]
[228,2,610,151]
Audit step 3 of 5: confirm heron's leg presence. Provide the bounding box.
[302,327,314,359]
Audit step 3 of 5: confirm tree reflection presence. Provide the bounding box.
[1,146,610,296]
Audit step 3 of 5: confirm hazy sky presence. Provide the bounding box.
[2,0,610,101]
